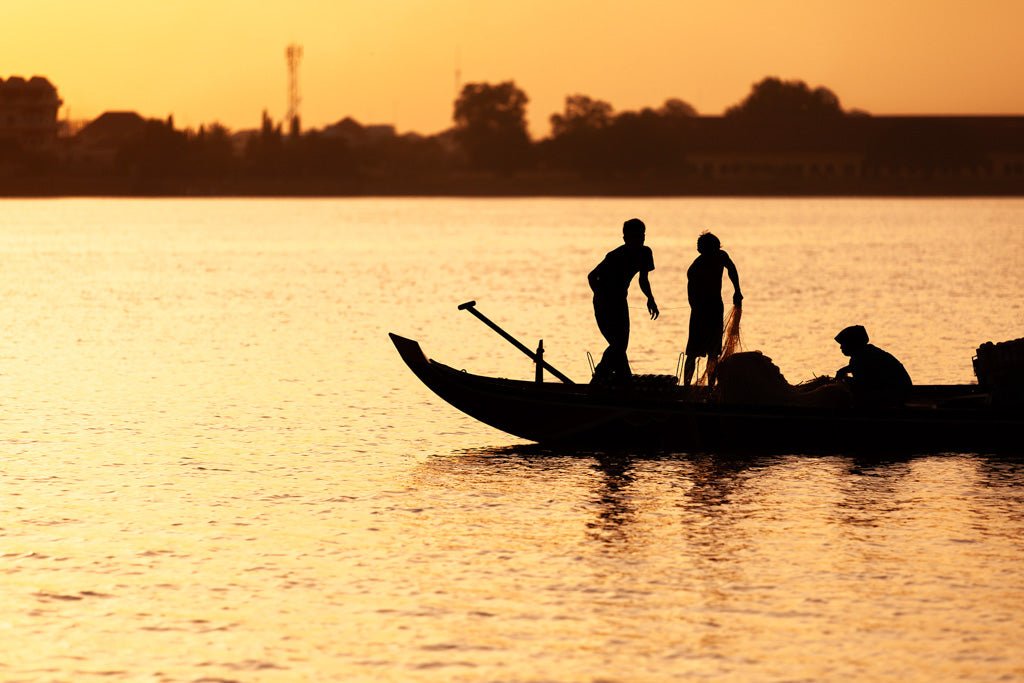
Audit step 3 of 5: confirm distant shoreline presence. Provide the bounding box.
[2,176,1021,199]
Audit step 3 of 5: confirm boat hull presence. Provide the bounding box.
[391,333,1022,453]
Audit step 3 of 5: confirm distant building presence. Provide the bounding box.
[75,111,148,145]
[680,115,1024,192]
[67,111,149,167]
[0,75,63,148]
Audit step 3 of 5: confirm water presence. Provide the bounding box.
[0,197,1022,682]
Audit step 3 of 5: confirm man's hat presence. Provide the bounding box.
[835,325,869,346]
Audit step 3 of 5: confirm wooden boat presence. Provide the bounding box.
[390,332,1023,453]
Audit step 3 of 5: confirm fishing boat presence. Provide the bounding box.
[391,302,1023,453]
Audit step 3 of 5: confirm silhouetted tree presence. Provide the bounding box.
[550,94,614,137]
[188,123,234,175]
[604,108,682,174]
[453,81,531,173]
[244,110,286,176]
[545,95,615,173]
[658,98,698,118]
[726,77,844,121]
[544,96,698,178]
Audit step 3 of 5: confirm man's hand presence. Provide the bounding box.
[647,297,660,320]
[733,291,744,307]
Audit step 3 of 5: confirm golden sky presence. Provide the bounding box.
[4,0,1024,137]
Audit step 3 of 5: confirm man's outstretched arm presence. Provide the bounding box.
[725,258,743,306]
[639,271,659,319]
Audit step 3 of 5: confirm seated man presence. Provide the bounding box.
[834,325,912,407]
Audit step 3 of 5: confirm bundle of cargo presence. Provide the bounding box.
[974,338,1024,407]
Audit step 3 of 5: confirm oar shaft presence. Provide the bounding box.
[458,301,574,384]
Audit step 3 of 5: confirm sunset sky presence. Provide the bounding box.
[4,0,1023,137]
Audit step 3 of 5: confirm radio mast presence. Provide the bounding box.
[286,44,303,136]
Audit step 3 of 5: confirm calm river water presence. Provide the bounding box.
[1,198,1022,682]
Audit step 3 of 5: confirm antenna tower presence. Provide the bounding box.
[286,43,303,134]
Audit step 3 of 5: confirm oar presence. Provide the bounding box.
[458,301,575,384]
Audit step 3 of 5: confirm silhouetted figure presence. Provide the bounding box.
[683,231,742,386]
[834,325,912,407]
[588,218,659,384]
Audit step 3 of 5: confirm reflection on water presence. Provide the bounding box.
[1,198,1023,681]
[411,447,1024,680]
[587,454,638,544]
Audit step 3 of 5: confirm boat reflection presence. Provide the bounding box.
[410,446,1024,547]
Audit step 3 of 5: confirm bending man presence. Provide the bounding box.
[588,218,659,384]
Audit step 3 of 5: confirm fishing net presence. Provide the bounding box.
[694,304,743,386]
[720,305,744,360]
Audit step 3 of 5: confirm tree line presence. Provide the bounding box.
[2,77,1021,195]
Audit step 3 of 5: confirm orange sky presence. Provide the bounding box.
[4,0,1024,137]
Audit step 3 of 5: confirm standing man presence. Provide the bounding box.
[588,218,659,384]
[683,231,742,386]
